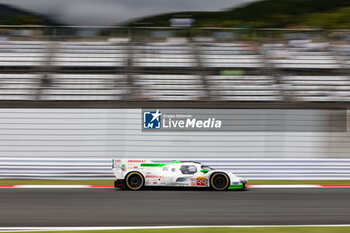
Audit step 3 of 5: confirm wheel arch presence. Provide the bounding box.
[125,170,145,179]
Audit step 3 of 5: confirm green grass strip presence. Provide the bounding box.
[6,227,350,233]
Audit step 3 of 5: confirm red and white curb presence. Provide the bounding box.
[1,184,350,188]
[0,185,112,188]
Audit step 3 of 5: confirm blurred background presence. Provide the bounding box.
[0,0,350,181]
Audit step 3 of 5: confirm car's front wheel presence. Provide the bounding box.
[125,172,144,190]
[210,173,230,191]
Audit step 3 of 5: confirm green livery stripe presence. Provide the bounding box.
[140,163,166,167]
[229,184,244,189]
[166,160,180,165]
[140,160,181,167]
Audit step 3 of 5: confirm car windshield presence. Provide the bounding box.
[201,165,215,171]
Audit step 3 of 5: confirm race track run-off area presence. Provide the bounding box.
[0,188,350,227]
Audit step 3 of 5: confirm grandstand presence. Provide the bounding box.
[0,27,349,103]
[52,42,128,69]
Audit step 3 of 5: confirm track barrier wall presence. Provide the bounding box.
[0,108,349,180]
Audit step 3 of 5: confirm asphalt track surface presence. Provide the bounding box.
[1,188,350,227]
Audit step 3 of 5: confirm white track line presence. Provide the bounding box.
[1,225,350,232]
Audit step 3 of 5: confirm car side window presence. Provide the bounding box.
[180,165,197,174]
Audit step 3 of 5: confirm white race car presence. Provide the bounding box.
[112,159,247,191]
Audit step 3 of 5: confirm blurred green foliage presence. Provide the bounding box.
[0,3,58,25]
[303,7,350,29]
[130,0,350,29]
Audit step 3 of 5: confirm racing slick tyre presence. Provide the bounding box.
[125,172,144,191]
[210,173,230,191]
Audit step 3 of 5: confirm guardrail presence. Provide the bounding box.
[1,158,350,180]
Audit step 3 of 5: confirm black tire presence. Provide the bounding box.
[125,172,144,191]
[210,173,230,191]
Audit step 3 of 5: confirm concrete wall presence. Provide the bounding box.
[0,108,349,159]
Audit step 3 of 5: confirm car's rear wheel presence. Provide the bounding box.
[210,173,230,191]
[125,172,144,190]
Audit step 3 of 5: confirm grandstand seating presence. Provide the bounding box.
[0,74,40,100]
[51,42,127,68]
[281,76,350,101]
[0,38,349,102]
[332,44,350,69]
[264,43,341,70]
[133,75,205,100]
[133,43,197,68]
[198,43,264,68]
[41,74,128,100]
[0,41,47,68]
[206,75,282,101]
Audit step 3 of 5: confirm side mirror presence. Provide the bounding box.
[200,169,209,173]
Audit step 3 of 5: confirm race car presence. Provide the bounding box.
[112,159,247,191]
